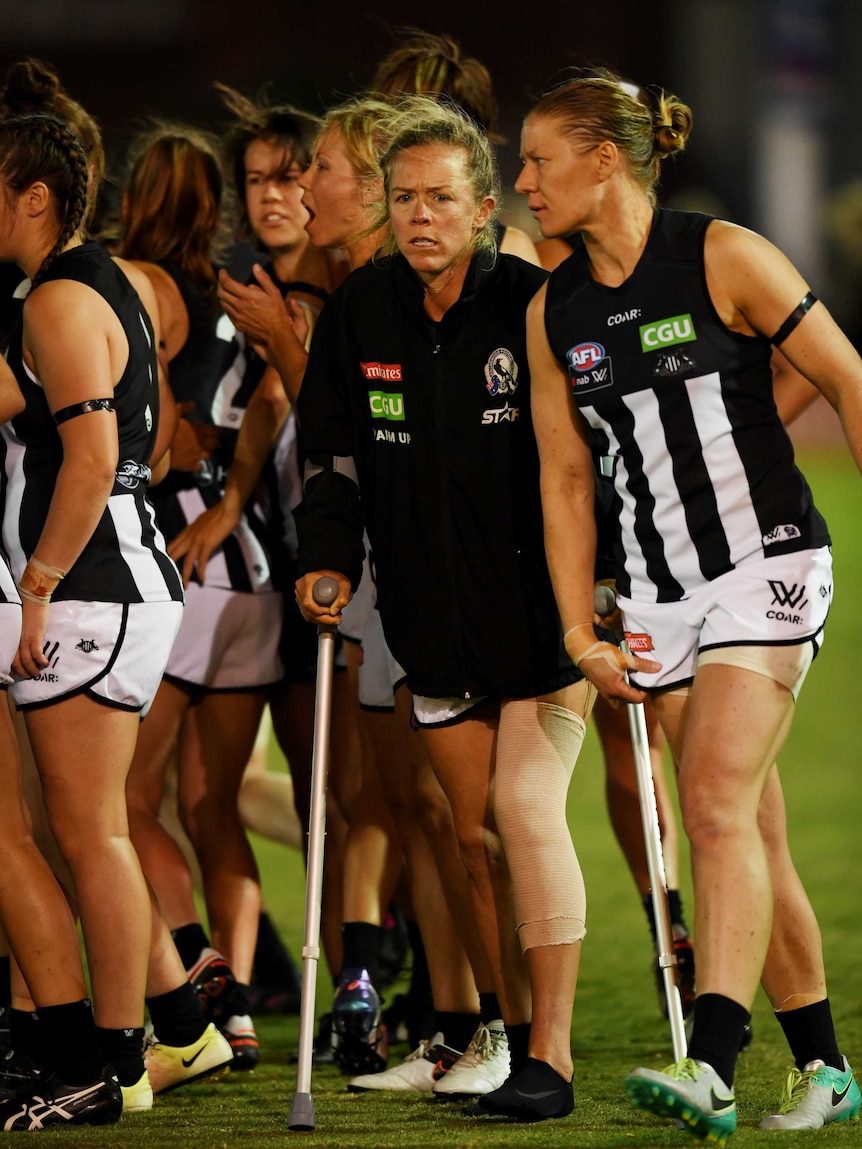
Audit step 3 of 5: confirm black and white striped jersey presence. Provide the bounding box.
[544,209,830,604]
[1,242,183,605]
[147,262,280,594]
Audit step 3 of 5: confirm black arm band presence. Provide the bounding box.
[770,292,817,346]
[53,398,116,426]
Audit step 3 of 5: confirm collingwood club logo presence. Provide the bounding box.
[766,580,808,624]
[75,639,100,654]
[653,348,697,377]
[485,348,518,396]
[116,460,151,489]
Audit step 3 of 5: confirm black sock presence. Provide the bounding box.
[36,1001,103,1084]
[775,999,843,1072]
[686,993,750,1087]
[253,911,301,990]
[340,922,381,983]
[475,1057,574,1120]
[642,893,657,941]
[145,982,207,1047]
[435,1011,480,1053]
[643,890,688,941]
[97,1025,145,1087]
[478,992,502,1025]
[228,982,252,1017]
[668,890,687,932]
[405,921,433,1037]
[505,1022,531,1075]
[171,922,211,971]
[10,1008,44,1063]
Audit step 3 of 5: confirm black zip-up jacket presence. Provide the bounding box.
[295,250,582,700]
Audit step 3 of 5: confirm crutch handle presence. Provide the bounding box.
[312,575,339,608]
[593,584,617,619]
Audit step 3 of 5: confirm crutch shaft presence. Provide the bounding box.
[289,575,340,1131]
[626,688,688,1061]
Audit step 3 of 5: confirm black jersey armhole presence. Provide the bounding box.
[697,220,769,347]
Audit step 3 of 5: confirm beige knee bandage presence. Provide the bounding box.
[495,699,587,952]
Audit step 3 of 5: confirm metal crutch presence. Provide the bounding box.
[593,585,688,1061]
[288,575,339,1132]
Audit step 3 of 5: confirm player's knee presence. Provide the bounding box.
[453,819,499,879]
[679,787,754,849]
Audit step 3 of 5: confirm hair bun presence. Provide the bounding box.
[652,97,692,158]
[0,57,61,113]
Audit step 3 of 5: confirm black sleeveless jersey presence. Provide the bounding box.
[0,262,28,353]
[2,242,183,604]
[146,261,280,593]
[544,208,830,603]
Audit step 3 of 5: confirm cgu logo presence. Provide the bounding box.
[639,313,696,352]
[568,342,605,371]
[368,391,405,421]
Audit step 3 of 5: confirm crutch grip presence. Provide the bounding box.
[593,584,616,618]
[312,575,339,608]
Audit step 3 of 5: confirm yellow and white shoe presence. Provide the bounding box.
[145,1023,233,1094]
[121,1069,154,1113]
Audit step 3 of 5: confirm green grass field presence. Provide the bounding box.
[62,447,862,1147]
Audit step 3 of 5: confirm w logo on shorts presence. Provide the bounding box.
[768,581,808,610]
[41,641,60,668]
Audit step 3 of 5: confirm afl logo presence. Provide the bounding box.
[485,348,518,396]
[567,342,606,371]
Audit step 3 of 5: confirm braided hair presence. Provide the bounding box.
[0,57,105,220]
[0,112,89,287]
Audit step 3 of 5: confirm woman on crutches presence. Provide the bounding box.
[517,68,861,1143]
[295,94,653,1123]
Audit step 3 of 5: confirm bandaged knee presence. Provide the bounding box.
[495,699,587,952]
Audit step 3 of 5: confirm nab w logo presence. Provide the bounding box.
[768,580,808,610]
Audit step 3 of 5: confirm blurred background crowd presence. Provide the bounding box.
[2,0,861,427]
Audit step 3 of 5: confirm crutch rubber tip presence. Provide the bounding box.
[287,1092,316,1131]
[312,576,339,608]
